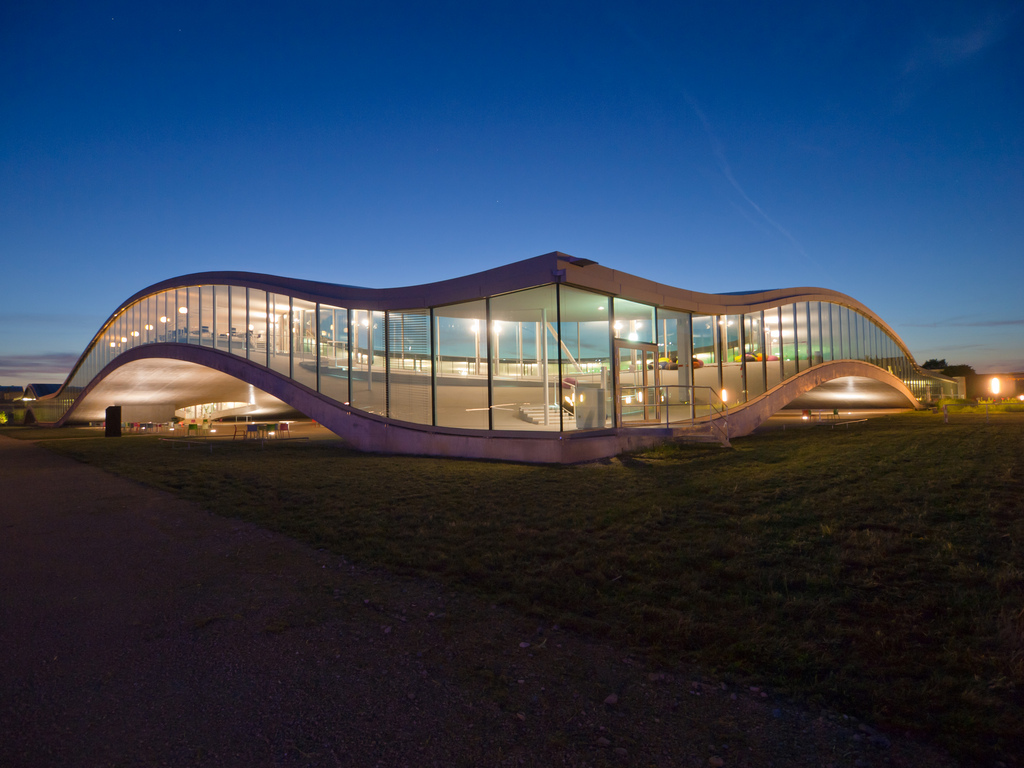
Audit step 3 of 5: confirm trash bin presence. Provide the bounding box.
[105,406,122,437]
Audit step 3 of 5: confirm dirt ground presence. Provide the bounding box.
[0,434,963,767]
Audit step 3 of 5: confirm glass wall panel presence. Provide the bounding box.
[691,315,720,415]
[318,305,349,404]
[842,307,853,359]
[657,309,692,422]
[764,306,782,390]
[558,287,612,431]
[781,304,797,379]
[434,301,488,429]
[228,286,245,356]
[124,304,137,350]
[850,308,859,360]
[794,302,809,371]
[351,309,386,416]
[133,302,143,347]
[490,285,560,431]
[612,299,655,344]
[720,314,743,406]
[247,289,268,365]
[212,286,229,352]
[186,286,200,344]
[291,297,317,390]
[388,309,432,425]
[856,312,865,361]
[199,286,215,347]
[268,293,291,376]
[154,292,167,343]
[142,296,155,345]
[743,311,766,399]
[809,302,823,365]
[821,303,833,362]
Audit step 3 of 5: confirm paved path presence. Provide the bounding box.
[0,435,959,768]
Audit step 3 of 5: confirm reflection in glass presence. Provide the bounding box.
[350,309,385,416]
[268,293,291,377]
[318,305,349,404]
[764,306,782,390]
[435,301,488,429]
[292,297,317,390]
[692,314,719,416]
[612,298,655,344]
[781,304,797,379]
[720,314,743,406]
[657,309,692,422]
[247,289,267,366]
[558,287,612,430]
[490,286,559,430]
[744,311,766,399]
[388,309,432,425]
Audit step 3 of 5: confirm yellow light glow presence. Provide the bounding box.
[991,377,1001,395]
[120,337,127,343]
[721,389,728,402]
[159,316,168,323]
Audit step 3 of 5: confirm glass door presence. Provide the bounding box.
[614,341,660,424]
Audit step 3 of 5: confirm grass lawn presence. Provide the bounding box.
[14,411,1023,762]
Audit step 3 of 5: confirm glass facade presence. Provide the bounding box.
[39,277,947,429]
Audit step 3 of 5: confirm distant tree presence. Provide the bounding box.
[943,364,976,377]
[922,358,948,369]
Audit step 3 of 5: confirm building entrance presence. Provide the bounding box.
[614,341,660,425]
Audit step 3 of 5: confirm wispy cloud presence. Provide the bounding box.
[902,7,1022,75]
[682,92,810,262]
[0,354,78,385]
[904,317,1024,328]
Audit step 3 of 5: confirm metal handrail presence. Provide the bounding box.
[617,383,729,441]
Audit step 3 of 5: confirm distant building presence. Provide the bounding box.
[23,383,61,400]
[965,373,1024,400]
[0,385,25,402]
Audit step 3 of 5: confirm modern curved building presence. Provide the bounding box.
[30,252,955,462]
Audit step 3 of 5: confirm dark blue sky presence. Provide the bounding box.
[3,1,1022,383]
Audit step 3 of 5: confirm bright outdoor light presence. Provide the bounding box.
[721,389,728,402]
[159,316,168,323]
[178,306,187,314]
[991,377,1001,395]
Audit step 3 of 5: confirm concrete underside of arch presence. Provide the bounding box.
[723,362,921,440]
[59,349,919,463]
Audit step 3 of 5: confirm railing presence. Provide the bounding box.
[618,384,730,443]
